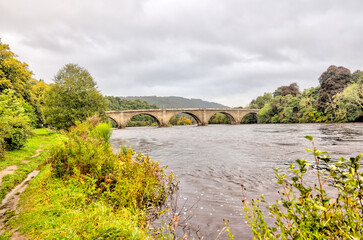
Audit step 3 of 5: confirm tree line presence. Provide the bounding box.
[248,65,363,123]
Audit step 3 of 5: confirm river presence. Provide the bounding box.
[110,123,363,239]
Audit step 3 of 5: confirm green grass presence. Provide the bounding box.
[10,165,149,239]
[0,128,62,201]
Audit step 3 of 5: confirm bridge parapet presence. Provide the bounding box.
[106,108,259,129]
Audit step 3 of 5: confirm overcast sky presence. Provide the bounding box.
[1,0,362,107]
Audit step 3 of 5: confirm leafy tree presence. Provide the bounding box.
[30,79,50,125]
[273,87,282,98]
[106,96,158,111]
[333,82,363,122]
[0,39,45,125]
[0,90,33,153]
[281,83,300,97]
[0,39,34,102]
[352,70,363,83]
[249,93,273,109]
[317,65,352,111]
[44,64,106,130]
[273,83,300,98]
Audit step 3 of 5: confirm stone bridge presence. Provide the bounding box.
[106,108,259,129]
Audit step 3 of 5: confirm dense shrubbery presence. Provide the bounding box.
[244,136,363,239]
[13,117,177,238]
[43,117,177,235]
[0,90,34,155]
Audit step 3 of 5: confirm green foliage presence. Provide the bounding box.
[12,118,177,239]
[14,165,151,239]
[106,96,159,111]
[209,113,231,124]
[44,64,107,130]
[90,122,113,143]
[0,39,46,126]
[0,89,33,152]
[244,136,363,239]
[0,39,33,105]
[251,66,362,124]
[249,93,273,109]
[352,70,363,83]
[332,82,363,122]
[48,117,177,216]
[241,113,258,124]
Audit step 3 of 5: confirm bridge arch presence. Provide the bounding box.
[241,112,258,124]
[166,111,203,126]
[207,111,237,124]
[125,113,161,127]
[107,115,119,128]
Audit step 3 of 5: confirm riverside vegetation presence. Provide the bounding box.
[243,136,363,239]
[2,118,178,239]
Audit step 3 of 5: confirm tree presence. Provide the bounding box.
[316,65,352,111]
[0,90,33,154]
[249,92,273,109]
[44,64,106,130]
[0,39,33,102]
[281,83,300,97]
[0,39,45,125]
[352,70,363,83]
[333,82,363,122]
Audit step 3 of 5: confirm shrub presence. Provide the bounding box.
[243,136,363,239]
[48,117,177,220]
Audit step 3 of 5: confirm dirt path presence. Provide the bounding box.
[0,166,18,185]
[0,149,44,239]
[0,170,40,239]
[29,149,43,158]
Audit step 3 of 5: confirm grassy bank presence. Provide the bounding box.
[0,128,62,201]
[10,165,150,239]
[5,119,177,239]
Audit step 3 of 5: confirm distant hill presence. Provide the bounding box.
[118,96,229,109]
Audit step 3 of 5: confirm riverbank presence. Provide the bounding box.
[1,120,177,239]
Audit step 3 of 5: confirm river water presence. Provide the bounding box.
[110,123,363,239]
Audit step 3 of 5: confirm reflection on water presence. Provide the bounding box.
[110,123,363,239]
